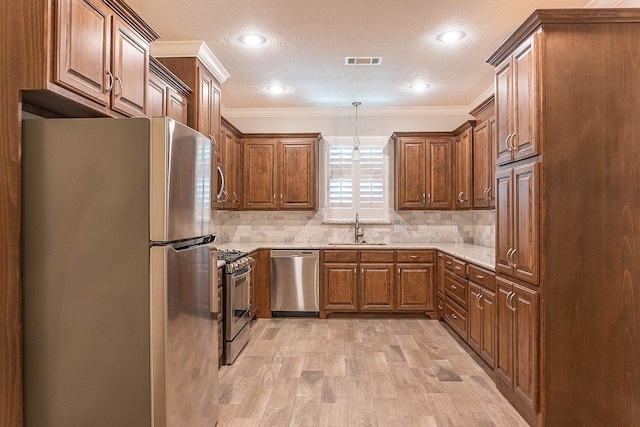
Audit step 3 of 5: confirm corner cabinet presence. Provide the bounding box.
[53,0,157,117]
[242,135,319,211]
[394,133,453,210]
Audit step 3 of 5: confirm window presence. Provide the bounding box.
[324,136,389,222]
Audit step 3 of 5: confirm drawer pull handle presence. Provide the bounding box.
[410,255,420,259]
[475,274,484,279]
[451,313,458,319]
[451,284,457,290]
[446,261,452,265]
[454,266,461,270]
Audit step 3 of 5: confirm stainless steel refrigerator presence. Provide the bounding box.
[22,117,219,426]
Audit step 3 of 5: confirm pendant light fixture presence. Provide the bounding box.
[352,101,361,162]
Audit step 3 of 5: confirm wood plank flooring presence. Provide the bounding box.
[218,318,527,427]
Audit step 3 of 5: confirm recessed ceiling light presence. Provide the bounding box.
[266,85,286,94]
[437,30,466,43]
[239,34,266,45]
[410,83,430,91]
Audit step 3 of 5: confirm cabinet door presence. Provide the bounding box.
[242,139,278,209]
[513,283,539,412]
[495,278,514,386]
[488,116,497,208]
[396,138,427,209]
[166,88,187,125]
[495,168,514,276]
[426,138,453,209]
[197,66,213,138]
[322,263,358,312]
[513,162,539,284]
[468,282,483,354]
[495,57,513,166]
[454,130,473,209]
[111,17,148,117]
[472,121,491,208]
[221,128,240,209]
[480,287,497,368]
[359,264,394,311]
[55,0,111,106]
[211,85,221,151]
[396,263,434,311]
[512,34,538,162]
[280,139,316,210]
[147,73,166,118]
[436,252,446,299]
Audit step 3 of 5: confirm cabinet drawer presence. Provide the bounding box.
[444,296,467,339]
[396,250,434,263]
[468,264,495,291]
[360,250,394,263]
[444,270,468,308]
[444,254,467,277]
[324,250,358,263]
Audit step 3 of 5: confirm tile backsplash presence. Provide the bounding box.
[212,209,495,248]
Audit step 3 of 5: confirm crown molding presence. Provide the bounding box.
[466,86,495,113]
[221,105,471,119]
[150,40,230,83]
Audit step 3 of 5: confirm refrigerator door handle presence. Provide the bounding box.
[217,165,225,202]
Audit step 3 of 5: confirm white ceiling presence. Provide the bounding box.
[128,0,596,109]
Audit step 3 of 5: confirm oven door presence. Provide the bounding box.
[226,267,250,339]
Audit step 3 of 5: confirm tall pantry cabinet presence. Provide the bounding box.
[488,9,640,427]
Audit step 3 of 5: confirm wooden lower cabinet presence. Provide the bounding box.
[468,282,497,367]
[495,275,539,416]
[359,264,394,311]
[322,263,358,312]
[396,263,434,312]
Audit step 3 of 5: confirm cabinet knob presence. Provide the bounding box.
[451,284,457,290]
[451,313,458,320]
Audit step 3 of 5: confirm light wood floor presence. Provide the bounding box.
[218,318,528,427]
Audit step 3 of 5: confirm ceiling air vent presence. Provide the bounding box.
[345,56,382,66]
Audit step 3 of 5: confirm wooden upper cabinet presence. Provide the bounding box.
[279,139,317,210]
[55,0,112,107]
[472,119,495,209]
[242,139,278,210]
[495,161,538,285]
[426,138,453,209]
[241,135,319,211]
[495,32,539,166]
[454,126,473,210]
[147,57,190,124]
[220,122,242,209]
[394,134,453,210]
[395,137,427,209]
[53,0,155,116]
[111,17,147,117]
[147,71,166,118]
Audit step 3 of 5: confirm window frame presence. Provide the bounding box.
[323,135,390,222]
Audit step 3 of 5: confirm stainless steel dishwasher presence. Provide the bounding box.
[270,250,320,316]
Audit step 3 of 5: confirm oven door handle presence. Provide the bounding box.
[232,267,251,281]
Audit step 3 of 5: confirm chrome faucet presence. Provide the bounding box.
[354,212,365,244]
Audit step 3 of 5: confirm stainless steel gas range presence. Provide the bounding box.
[217,249,253,364]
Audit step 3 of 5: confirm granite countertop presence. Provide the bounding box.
[216,242,495,271]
